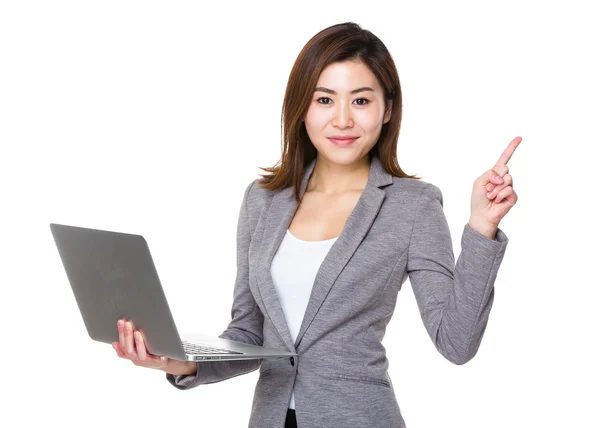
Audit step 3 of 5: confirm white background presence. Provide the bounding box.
[1,1,598,427]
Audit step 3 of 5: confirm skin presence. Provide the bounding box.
[112,60,520,369]
[288,60,394,241]
[469,136,521,239]
[303,59,392,195]
[112,319,196,375]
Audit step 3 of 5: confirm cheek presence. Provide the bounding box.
[304,106,329,129]
[355,109,384,132]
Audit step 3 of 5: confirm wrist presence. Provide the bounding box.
[163,360,197,376]
[468,218,498,240]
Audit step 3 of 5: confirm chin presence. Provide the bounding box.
[317,147,369,166]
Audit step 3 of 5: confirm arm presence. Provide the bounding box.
[166,180,265,389]
[407,183,508,365]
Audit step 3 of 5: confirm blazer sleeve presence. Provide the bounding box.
[406,183,509,365]
[166,180,265,389]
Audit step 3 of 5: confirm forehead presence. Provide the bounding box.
[316,60,382,91]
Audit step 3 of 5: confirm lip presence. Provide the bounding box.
[328,136,359,146]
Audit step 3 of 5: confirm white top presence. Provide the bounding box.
[270,228,338,410]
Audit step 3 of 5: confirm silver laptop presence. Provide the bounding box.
[50,223,297,362]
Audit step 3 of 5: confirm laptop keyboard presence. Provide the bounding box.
[182,340,244,355]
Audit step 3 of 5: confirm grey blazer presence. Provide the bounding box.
[166,155,509,428]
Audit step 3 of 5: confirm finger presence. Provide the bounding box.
[488,169,504,185]
[488,174,513,199]
[494,186,517,204]
[475,168,501,187]
[486,164,511,193]
[134,330,164,366]
[118,319,125,350]
[134,331,150,362]
[124,321,135,355]
[495,136,522,168]
[134,331,146,360]
[494,164,509,177]
[112,342,127,358]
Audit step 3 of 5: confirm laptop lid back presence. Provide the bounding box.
[50,223,186,360]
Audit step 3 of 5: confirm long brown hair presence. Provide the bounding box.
[257,22,420,202]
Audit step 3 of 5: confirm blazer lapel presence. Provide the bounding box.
[257,155,393,352]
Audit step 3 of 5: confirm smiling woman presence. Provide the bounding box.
[257,22,420,203]
[157,21,515,428]
[305,62,393,162]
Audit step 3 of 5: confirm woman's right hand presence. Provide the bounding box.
[112,318,197,376]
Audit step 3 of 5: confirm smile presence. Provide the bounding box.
[328,137,358,146]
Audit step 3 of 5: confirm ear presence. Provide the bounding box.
[383,100,392,124]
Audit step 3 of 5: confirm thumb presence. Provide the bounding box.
[475,169,503,187]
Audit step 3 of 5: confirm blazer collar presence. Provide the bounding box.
[257,155,393,352]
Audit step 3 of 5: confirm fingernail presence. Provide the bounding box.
[118,320,122,327]
[495,176,503,182]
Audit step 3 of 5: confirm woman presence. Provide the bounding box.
[112,22,520,427]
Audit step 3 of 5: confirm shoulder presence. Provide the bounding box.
[388,177,444,207]
[241,178,277,216]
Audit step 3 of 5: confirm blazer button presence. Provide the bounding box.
[290,357,295,367]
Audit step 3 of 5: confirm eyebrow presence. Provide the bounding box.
[314,86,375,95]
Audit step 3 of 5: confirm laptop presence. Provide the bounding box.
[50,223,297,362]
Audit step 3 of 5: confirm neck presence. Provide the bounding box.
[307,154,371,195]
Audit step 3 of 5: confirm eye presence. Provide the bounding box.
[317,97,332,104]
[316,97,370,105]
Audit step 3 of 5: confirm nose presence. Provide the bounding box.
[331,102,354,129]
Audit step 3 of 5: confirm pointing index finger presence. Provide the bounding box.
[495,136,522,167]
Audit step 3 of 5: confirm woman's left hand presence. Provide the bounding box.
[469,136,522,239]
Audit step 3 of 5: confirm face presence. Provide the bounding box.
[304,60,392,166]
